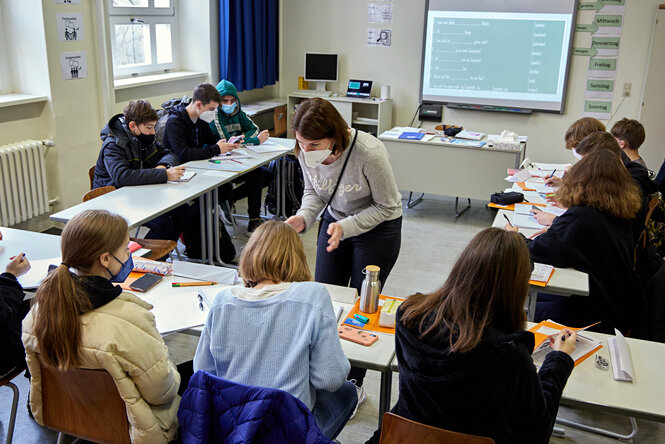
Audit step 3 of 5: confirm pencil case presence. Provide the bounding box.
[132,259,173,276]
[490,191,524,205]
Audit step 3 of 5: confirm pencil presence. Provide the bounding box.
[172,281,217,287]
[503,214,513,227]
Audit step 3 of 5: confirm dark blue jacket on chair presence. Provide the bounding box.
[177,371,332,444]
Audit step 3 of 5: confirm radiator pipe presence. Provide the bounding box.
[41,139,55,147]
[49,198,59,206]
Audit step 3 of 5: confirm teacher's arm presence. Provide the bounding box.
[287,159,326,233]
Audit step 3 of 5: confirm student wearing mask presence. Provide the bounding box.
[506,150,643,333]
[93,100,191,245]
[285,98,403,404]
[194,221,357,440]
[22,210,181,443]
[368,228,576,444]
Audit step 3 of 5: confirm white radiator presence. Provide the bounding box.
[0,140,49,226]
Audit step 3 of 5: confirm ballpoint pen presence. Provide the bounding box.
[503,214,513,227]
[172,281,217,287]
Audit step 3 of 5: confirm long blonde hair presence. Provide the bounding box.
[34,210,128,369]
[239,221,312,287]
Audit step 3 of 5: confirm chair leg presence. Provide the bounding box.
[4,381,19,444]
[56,433,65,444]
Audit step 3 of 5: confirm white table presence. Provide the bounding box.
[379,130,525,215]
[0,227,61,263]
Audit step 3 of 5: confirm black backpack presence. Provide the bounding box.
[264,155,304,217]
[155,95,192,145]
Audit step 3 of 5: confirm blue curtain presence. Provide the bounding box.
[219,0,279,92]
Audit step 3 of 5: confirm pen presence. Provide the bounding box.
[229,159,242,164]
[172,281,217,287]
[549,169,557,179]
[503,214,513,227]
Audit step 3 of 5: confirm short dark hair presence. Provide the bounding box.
[291,98,351,157]
[574,131,621,157]
[123,99,158,125]
[192,83,222,106]
[611,118,646,150]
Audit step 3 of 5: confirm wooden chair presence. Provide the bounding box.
[270,105,287,137]
[379,413,496,444]
[38,358,131,444]
[0,366,25,444]
[88,166,95,190]
[82,186,178,261]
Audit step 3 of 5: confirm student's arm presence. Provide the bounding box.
[103,142,168,187]
[163,118,221,162]
[154,146,179,168]
[526,212,578,268]
[0,271,26,329]
[193,311,217,374]
[239,113,262,145]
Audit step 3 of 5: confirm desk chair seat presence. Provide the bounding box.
[88,166,95,190]
[0,366,25,444]
[38,359,131,444]
[379,413,496,444]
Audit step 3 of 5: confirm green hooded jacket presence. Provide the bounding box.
[210,80,261,145]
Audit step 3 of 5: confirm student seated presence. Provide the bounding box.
[211,79,272,233]
[507,149,643,333]
[22,210,180,443]
[193,221,357,440]
[0,247,31,379]
[611,117,647,169]
[367,228,576,444]
[93,99,191,246]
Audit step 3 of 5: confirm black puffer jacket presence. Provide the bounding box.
[0,272,29,378]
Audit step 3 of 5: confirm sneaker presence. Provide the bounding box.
[247,218,264,233]
[348,380,366,420]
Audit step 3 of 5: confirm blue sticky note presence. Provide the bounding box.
[398,132,425,140]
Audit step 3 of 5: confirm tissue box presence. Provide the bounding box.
[493,140,521,151]
[379,298,403,328]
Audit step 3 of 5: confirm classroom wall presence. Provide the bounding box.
[279,0,661,164]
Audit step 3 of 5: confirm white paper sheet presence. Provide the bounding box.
[323,283,358,304]
[172,261,238,284]
[143,291,208,335]
[244,144,291,154]
[609,328,634,382]
[19,257,61,289]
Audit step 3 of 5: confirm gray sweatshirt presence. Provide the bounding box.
[296,130,403,239]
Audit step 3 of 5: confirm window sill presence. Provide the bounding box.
[114,71,208,90]
[0,93,48,109]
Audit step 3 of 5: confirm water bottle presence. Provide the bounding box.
[359,265,381,314]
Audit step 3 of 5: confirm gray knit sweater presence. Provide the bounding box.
[296,130,402,239]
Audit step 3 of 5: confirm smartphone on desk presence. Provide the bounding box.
[129,273,163,292]
[339,326,378,346]
[227,135,243,144]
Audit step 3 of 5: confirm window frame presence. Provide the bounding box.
[107,0,178,79]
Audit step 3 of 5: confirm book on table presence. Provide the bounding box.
[529,319,602,367]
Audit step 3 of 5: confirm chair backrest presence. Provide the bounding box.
[379,413,496,444]
[39,358,131,444]
[271,105,287,137]
[88,166,95,190]
[83,185,116,202]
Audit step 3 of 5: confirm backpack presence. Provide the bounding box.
[264,155,304,217]
[634,192,665,282]
[155,95,192,145]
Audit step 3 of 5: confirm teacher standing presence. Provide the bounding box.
[286,98,403,399]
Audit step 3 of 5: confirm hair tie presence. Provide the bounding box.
[61,262,71,268]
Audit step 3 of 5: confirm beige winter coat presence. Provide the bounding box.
[22,292,180,444]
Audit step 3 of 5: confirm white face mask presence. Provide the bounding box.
[572,148,583,160]
[199,110,215,123]
[303,148,332,168]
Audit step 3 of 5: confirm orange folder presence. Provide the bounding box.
[343,295,405,335]
[528,320,602,367]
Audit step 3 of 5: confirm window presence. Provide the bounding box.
[108,0,177,78]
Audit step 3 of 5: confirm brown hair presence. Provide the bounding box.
[192,82,222,106]
[239,221,312,288]
[564,117,606,149]
[123,99,158,125]
[574,131,621,157]
[291,98,351,157]
[557,149,641,219]
[34,210,129,369]
[610,118,645,151]
[399,228,530,354]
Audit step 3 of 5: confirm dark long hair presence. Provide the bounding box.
[399,228,531,353]
[291,98,350,157]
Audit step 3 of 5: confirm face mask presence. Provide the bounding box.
[107,253,134,283]
[221,102,237,114]
[303,148,332,168]
[199,110,215,123]
[137,132,155,146]
[572,148,583,160]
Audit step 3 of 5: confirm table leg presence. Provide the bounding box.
[555,416,637,440]
[406,192,424,209]
[378,370,392,428]
[198,195,207,264]
[455,197,471,217]
[212,189,224,265]
[527,288,538,322]
[204,191,215,265]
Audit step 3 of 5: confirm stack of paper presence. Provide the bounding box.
[172,260,238,285]
[530,263,554,286]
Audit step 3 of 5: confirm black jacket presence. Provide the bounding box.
[391,309,574,444]
[528,205,642,333]
[93,114,179,189]
[622,152,658,242]
[162,104,221,163]
[0,272,29,378]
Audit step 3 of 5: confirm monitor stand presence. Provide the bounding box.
[315,81,327,92]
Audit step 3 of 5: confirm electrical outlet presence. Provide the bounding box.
[623,82,632,97]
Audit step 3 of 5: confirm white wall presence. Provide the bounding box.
[280,0,662,164]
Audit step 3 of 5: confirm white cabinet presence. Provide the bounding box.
[287,92,392,138]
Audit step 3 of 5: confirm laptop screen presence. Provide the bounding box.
[347,80,373,98]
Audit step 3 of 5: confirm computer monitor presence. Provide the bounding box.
[304,53,338,91]
[347,79,373,98]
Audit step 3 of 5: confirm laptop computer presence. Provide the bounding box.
[346,79,373,98]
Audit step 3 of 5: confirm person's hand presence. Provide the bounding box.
[551,329,577,356]
[528,226,549,239]
[217,139,241,154]
[166,166,185,181]
[504,223,519,232]
[258,130,270,144]
[531,209,556,226]
[5,253,30,277]
[326,222,343,252]
[544,175,562,187]
[285,215,306,233]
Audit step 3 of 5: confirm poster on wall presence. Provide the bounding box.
[368,3,393,23]
[55,0,81,4]
[367,29,392,47]
[60,51,88,80]
[56,13,84,41]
